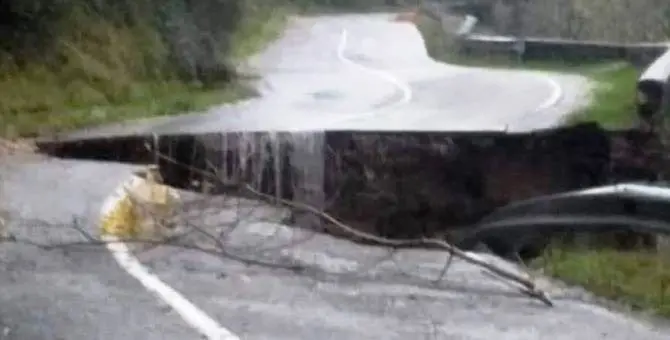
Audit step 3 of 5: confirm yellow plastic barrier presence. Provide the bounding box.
[99,166,180,243]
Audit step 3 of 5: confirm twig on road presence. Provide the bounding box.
[244,184,554,306]
[1,145,555,307]
[151,148,555,306]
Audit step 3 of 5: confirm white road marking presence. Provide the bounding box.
[328,28,564,129]
[97,24,411,337]
[532,73,563,111]
[337,29,412,110]
[505,71,564,130]
[450,13,563,115]
[98,22,566,340]
[101,175,240,340]
[316,28,413,127]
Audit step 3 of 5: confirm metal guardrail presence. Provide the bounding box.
[437,9,670,131]
[456,183,670,261]
[455,14,477,36]
[35,5,670,262]
[419,6,670,259]
[445,11,670,64]
[637,48,670,123]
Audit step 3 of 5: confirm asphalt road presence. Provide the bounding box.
[0,156,198,340]
[2,13,668,340]
[52,13,589,142]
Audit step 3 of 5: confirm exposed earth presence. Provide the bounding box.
[2,13,666,340]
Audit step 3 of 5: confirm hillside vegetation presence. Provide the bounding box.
[0,0,401,138]
[0,0,283,137]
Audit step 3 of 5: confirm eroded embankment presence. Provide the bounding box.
[36,121,662,253]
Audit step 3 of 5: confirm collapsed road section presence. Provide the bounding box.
[34,43,670,263]
[35,120,666,260]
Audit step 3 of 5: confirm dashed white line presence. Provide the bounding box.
[101,174,240,340]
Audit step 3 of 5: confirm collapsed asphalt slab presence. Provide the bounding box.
[135,193,670,339]
[3,12,664,340]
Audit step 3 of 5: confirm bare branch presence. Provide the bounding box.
[243,184,553,306]
[2,138,554,309]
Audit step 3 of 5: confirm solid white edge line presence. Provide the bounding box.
[332,28,563,129]
[534,73,563,111]
[98,24,564,340]
[314,28,412,127]
[338,29,412,110]
[101,173,240,340]
[509,71,564,130]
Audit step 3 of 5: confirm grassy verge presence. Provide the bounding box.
[533,246,670,318]
[565,66,639,128]
[414,12,640,128]
[229,6,294,63]
[416,11,670,318]
[0,4,291,138]
[415,13,603,72]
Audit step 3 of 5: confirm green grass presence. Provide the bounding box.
[416,11,670,318]
[512,62,661,319]
[0,4,290,138]
[534,246,670,318]
[229,5,293,63]
[566,65,639,128]
[0,82,254,137]
[414,12,640,128]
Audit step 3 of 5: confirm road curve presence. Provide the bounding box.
[1,13,664,340]
[53,13,590,142]
[0,156,199,339]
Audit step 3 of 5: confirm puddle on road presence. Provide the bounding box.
[312,90,342,100]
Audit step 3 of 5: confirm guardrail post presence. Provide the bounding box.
[658,75,670,253]
[657,73,670,180]
[512,38,526,63]
[510,0,527,63]
[456,14,478,37]
[658,75,670,257]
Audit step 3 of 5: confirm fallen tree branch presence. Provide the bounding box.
[1,231,308,274]
[150,148,555,306]
[244,184,554,306]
